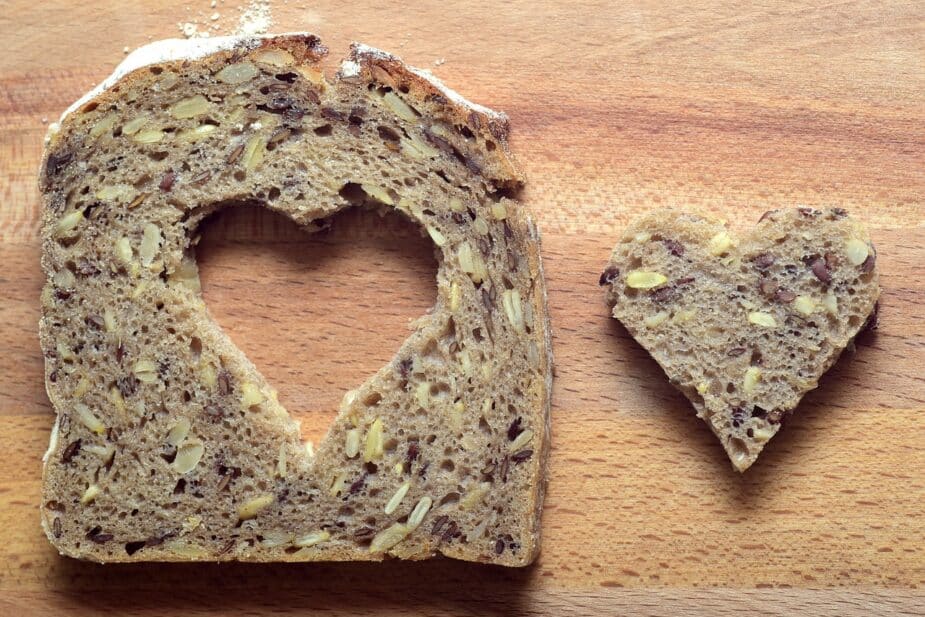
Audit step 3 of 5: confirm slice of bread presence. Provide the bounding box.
[600,208,879,471]
[39,34,552,566]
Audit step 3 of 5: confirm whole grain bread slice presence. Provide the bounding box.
[600,208,879,471]
[39,34,552,566]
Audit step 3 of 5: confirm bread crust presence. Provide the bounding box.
[340,44,524,189]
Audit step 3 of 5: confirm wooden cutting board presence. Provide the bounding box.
[1,1,922,614]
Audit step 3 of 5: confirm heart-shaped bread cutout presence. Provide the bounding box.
[38,35,551,566]
[600,208,879,471]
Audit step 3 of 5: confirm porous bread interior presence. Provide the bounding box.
[602,208,879,471]
[39,37,550,566]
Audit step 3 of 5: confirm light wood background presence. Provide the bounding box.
[1,1,923,614]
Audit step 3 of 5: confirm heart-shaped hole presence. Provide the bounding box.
[195,204,437,444]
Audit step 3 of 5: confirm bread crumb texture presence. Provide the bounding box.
[600,208,879,472]
[178,1,275,39]
[39,35,551,566]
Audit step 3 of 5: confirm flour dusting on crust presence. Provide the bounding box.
[348,43,505,121]
[55,35,508,145]
[408,67,504,120]
[338,60,361,79]
[52,34,298,133]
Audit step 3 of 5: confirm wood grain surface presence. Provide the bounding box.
[1,1,923,614]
